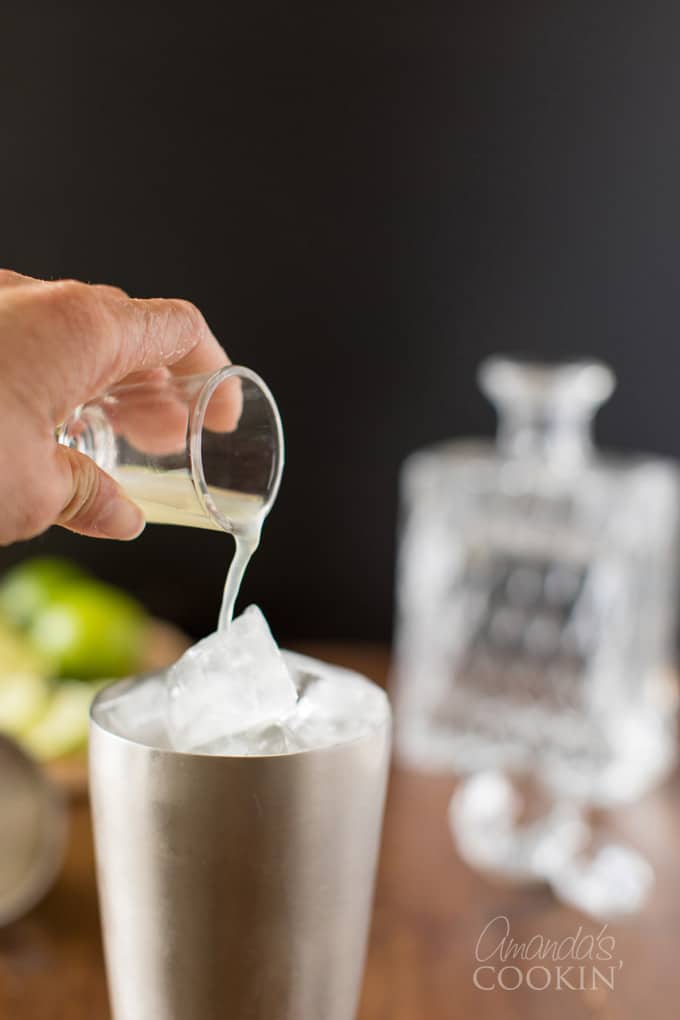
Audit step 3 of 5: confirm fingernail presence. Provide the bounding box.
[94,496,146,540]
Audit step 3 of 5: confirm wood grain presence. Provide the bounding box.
[2,644,680,1019]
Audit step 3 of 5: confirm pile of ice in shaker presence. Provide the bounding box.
[98,606,389,755]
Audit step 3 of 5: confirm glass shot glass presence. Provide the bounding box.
[57,365,284,535]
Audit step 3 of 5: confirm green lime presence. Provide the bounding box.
[0,619,51,735]
[0,672,51,737]
[20,681,96,760]
[29,580,148,680]
[0,618,50,676]
[0,557,87,629]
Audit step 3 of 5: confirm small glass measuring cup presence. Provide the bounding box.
[57,365,284,535]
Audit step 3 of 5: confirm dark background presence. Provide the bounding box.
[1,2,679,641]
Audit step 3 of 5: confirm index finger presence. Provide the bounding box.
[123,295,229,379]
[1,279,232,427]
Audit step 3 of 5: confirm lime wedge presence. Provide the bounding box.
[21,682,96,761]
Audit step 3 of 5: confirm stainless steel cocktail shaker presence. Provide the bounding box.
[90,678,391,1020]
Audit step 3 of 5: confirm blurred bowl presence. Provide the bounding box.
[0,734,67,925]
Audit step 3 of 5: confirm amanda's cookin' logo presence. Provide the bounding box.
[473,915,622,992]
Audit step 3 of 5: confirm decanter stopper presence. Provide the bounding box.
[478,356,615,465]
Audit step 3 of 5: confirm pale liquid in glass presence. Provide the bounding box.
[115,466,264,630]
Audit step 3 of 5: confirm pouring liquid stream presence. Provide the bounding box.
[217,526,261,631]
[115,466,265,630]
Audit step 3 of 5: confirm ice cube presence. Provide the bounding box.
[449,771,589,882]
[550,844,654,920]
[94,674,172,749]
[282,651,390,749]
[197,653,390,757]
[166,605,298,753]
[195,721,302,756]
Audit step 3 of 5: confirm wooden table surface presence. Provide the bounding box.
[2,643,680,1019]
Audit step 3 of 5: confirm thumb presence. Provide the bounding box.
[54,446,146,540]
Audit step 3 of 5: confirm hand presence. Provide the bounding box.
[0,270,230,545]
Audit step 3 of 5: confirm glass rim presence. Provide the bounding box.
[189,364,285,529]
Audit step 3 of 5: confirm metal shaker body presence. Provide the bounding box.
[89,679,391,1020]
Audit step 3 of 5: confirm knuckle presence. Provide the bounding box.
[57,455,101,526]
[92,282,129,302]
[32,280,113,362]
[42,279,98,328]
[0,268,27,288]
[49,278,87,297]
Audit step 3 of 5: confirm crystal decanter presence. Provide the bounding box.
[393,356,679,805]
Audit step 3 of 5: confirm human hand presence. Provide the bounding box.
[0,270,230,545]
